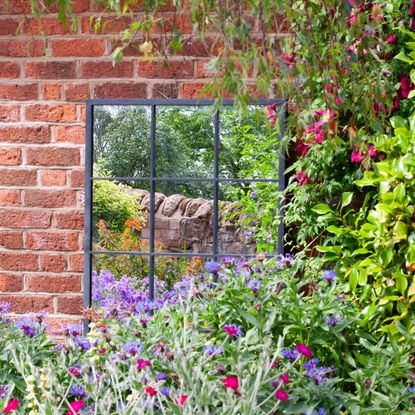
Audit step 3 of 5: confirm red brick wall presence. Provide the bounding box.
[0,0,282,329]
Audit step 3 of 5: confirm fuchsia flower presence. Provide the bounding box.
[296,171,310,186]
[175,395,188,406]
[275,390,289,401]
[145,386,157,396]
[295,141,309,156]
[136,358,152,370]
[222,375,239,389]
[280,53,296,67]
[368,145,378,157]
[68,367,82,376]
[387,34,397,44]
[65,400,85,415]
[279,374,290,384]
[4,399,19,414]
[295,343,312,358]
[398,75,413,99]
[351,150,364,163]
[411,0,415,17]
[223,323,243,338]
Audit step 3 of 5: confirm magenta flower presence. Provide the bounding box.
[4,399,19,414]
[295,343,312,358]
[279,374,290,384]
[137,358,152,370]
[296,171,310,186]
[223,323,243,338]
[351,150,364,163]
[387,34,397,44]
[145,386,157,396]
[222,375,239,389]
[368,145,378,157]
[175,395,188,406]
[65,400,85,415]
[275,390,289,401]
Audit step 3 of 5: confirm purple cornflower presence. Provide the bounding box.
[317,408,327,415]
[250,191,258,199]
[160,387,171,398]
[156,372,168,381]
[74,336,96,350]
[174,280,191,295]
[66,324,83,338]
[0,302,11,314]
[223,323,243,338]
[303,358,334,384]
[203,345,224,357]
[123,340,143,356]
[246,279,262,293]
[321,269,336,284]
[69,384,87,398]
[221,257,236,267]
[325,315,339,327]
[0,385,10,399]
[276,254,295,267]
[14,317,38,337]
[281,348,299,360]
[205,261,220,274]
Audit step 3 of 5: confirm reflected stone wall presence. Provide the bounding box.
[131,189,256,254]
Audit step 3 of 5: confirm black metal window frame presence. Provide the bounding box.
[84,98,286,317]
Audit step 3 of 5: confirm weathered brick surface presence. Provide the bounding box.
[0,2,286,320]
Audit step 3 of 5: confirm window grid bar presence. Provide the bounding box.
[212,110,220,260]
[91,177,281,183]
[90,250,277,258]
[148,105,156,301]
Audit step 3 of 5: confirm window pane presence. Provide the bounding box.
[156,105,215,178]
[153,180,213,254]
[92,179,150,252]
[93,105,151,179]
[218,181,281,254]
[219,105,281,179]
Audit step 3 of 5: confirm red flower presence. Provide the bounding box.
[136,358,152,369]
[175,395,188,406]
[295,343,312,358]
[4,399,19,414]
[145,386,157,396]
[65,400,85,415]
[275,390,289,401]
[296,171,310,186]
[279,374,290,384]
[222,375,239,389]
[295,141,309,156]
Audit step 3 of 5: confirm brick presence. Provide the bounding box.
[0,148,21,165]
[72,0,90,12]
[94,82,147,99]
[80,60,134,78]
[151,83,179,98]
[0,231,23,249]
[25,104,77,122]
[0,62,20,78]
[22,17,72,35]
[0,18,19,35]
[0,273,23,292]
[0,126,50,143]
[0,105,19,122]
[27,231,79,251]
[39,169,66,186]
[54,125,85,143]
[138,60,193,78]
[70,170,84,187]
[122,38,163,57]
[64,83,90,101]
[27,147,80,166]
[42,84,61,100]
[0,295,52,313]
[0,252,38,271]
[0,189,20,205]
[69,253,83,272]
[24,189,76,208]
[0,83,38,101]
[26,274,81,293]
[0,209,51,228]
[0,39,45,57]
[79,104,86,122]
[181,82,211,98]
[175,39,214,57]
[55,211,84,229]
[81,15,132,34]
[56,295,83,315]
[40,253,67,272]
[0,169,36,186]
[0,0,32,14]
[25,61,76,79]
[51,39,106,57]
[195,59,216,78]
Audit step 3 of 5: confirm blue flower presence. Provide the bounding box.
[203,345,224,357]
[321,269,336,284]
[160,387,171,397]
[205,261,220,274]
[281,348,299,360]
[246,279,262,293]
[123,340,143,355]
[156,372,168,381]
[325,315,339,327]
[69,384,87,398]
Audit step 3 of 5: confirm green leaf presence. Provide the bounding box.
[395,274,408,294]
[394,51,414,63]
[349,269,358,292]
[390,116,408,130]
[341,192,353,209]
[311,203,334,215]
[393,221,408,242]
[316,245,342,254]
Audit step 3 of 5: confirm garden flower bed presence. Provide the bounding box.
[1,257,414,414]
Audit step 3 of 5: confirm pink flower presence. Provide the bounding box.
[222,375,239,389]
[387,34,397,44]
[295,343,312,358]
[275,390,289,401]
[279,374,290,384]
[280,53,296,67]
[295,141,309,156]
[398,75,413,99]
[335,96,342,105]
[296,171,310,186]
[315,130,324,144]
[175,395,189,406]
[136,358,152,370]
[65,400,85,415]
[98,348,106,354]
[223,323,243,337]
[68,368,81,376]
[393,97,400,110]
[351,150,364,163]
[145,386,157,396]
[368,145,378,157]
[4,399,19,414]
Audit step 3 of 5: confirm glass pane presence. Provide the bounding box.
[92,179,150,252]
[218,181,281,254]
[156,105,215,178]
[219,105,281,179]
[92,253,151,315]
[93,105,151,179]
[153,180,213,254]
